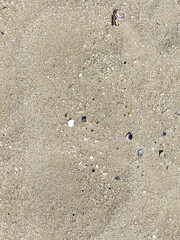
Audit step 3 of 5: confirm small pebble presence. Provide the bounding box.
[126,132,133,140]
[82,116,87,122]
[159,150,164,157]
[115,176,120,181]
[79,73,82,77]
[138,149,143,156]
[92,169,95,173]
[65,113,67,117]
[68,119,74,127]
[163,132,166,136]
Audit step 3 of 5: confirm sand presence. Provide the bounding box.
[0,0,179,239]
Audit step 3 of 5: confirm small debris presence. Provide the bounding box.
[92,169,95,173]
[115,176,120,181]
[163,132,166,136]
[159,150,164,157]
[112,9,126,26]
[138,149,143,156]
[65,113,67,117]
[78,73,82,77]
[126,132,133,140]
[82,116,87,122]
[68,119,74,127]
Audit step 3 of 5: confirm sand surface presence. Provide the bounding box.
[0,0,180,239]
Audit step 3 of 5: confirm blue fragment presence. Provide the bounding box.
[115,176,120,181]
[82,116,87,122]
[163,132,166,136]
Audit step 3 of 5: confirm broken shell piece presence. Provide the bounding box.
[126,132,133,140]
[113,10,126,26]
[113,10,126,20]
[138,149,143,156]
[68,119,74,127]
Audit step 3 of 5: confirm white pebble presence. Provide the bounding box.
[68,119,74,127]
[79,73,82,77]
[90,156,94,159]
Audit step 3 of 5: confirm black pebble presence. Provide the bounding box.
[92,169,95,173]
[124,61,127,64]
[82,116,87,122]
[126,132,133,140]
[65,113,67,117]
[115,176,120,181]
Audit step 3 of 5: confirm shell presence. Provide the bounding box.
[113,10,126,21]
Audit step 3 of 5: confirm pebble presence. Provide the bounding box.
[126,132,133,140]
[159,150,164,157]
[115,176,120,181]
[68,119,74,127]
[82,116,87,122]
[163,132,166,136]
[138,149,143,156]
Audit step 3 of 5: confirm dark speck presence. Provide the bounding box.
[65,113,67,117]
[1,31,4,35]
[166,166,169,170]
[109,187,111,190]
[124,61,127,64]
[92,169,95,172]
[115,176,120,181]
[163,132,166,136]
[82,116,87,122]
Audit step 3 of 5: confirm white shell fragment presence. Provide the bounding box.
[113,10,126,21]
[138,149,143,156]
[68,119,74,127]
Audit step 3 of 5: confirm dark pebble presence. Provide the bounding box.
[82,116,87,122]
[126,132,132,140]
[115,176,120,181]
[65,113,67,117]
[92,169,95,172]
[163,132,166,136]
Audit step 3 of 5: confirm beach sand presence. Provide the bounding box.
[0,0,179,239]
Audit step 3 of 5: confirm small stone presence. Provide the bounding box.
[79,73,82,77]
[92,169,95,172]
[163,132,166,136]
[126,132,132,140]
[115,176,120,181]
[68,119,74,127]
[82,116,87,122]
[159,150,164,157]
[138,149,143,156]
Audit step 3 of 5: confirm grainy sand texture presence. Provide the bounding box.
[0,0,180,239]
